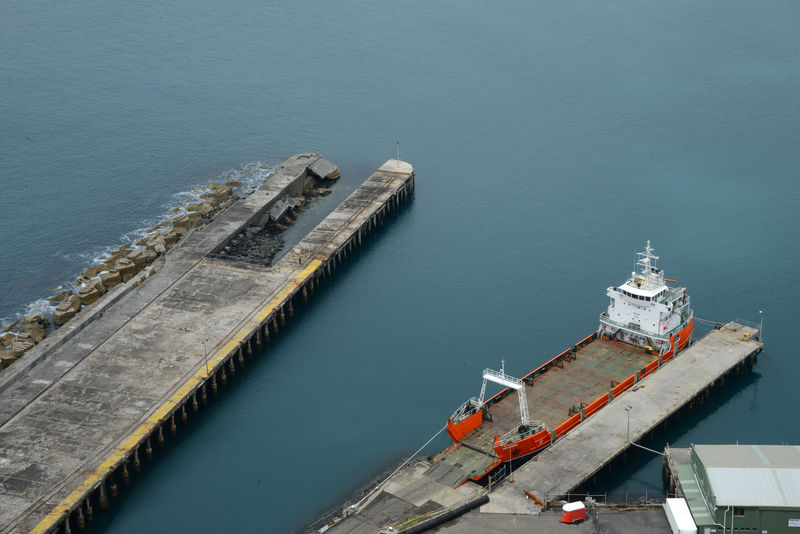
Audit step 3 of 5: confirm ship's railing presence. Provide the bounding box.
[734,317,760,329]
[450,397,480,424]
[497,422,545,446]
[482,367,523,389]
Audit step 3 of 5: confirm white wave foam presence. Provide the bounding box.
[3,159,282,335]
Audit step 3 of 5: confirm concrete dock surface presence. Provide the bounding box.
[0,155,414,533]
[325,459,484,534]
[515,322,762,504]
[435,507,672,534]
[319,322,761,533]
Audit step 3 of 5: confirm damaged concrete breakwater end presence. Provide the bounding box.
[0,155,414,534]
[0,157,324,371]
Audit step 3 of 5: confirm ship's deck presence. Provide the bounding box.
[428,338,653,484]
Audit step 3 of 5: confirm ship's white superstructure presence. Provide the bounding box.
[599,241,693,354]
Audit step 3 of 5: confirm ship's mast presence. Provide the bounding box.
[478,361,530,427]
[632,239,664,286]
[637,240,657,273]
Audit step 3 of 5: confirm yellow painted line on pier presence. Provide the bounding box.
[31,258,323,534]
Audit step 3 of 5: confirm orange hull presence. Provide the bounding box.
[451,319,694,467]
[493,428,552,462]
[446,409,483,442]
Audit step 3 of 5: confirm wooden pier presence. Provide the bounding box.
[515,322,762,504]
[0,156,414,534]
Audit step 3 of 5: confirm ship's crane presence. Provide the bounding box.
[478,360,530,427]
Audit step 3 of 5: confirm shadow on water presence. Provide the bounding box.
[81,181,416,534]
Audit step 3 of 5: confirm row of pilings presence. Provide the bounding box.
[52,173,415,534]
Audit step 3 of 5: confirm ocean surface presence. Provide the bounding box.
[1,1,799,532]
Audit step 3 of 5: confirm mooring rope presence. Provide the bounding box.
[629,441,665,456]
[693,316,724,326]
[353,424,447,510]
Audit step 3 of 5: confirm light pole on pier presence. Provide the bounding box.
[202,337,209,378]
[625,404,633,443]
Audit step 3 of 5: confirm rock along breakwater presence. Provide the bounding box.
[0,156,341,373]
[0,155,414,534]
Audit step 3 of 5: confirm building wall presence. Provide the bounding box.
[703,500,800,532]
[690,446,715,508]
[682,446,800,533]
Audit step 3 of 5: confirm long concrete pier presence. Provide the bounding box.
[320,322,762,533]
[0,155,414,534]
[515,322,762,504]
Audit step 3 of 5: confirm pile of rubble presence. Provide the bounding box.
[1,157,342,371]
[213,158,341,265]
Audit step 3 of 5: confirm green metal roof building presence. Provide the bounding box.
[666,444,800,534]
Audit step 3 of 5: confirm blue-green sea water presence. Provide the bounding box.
[2,1,799,532]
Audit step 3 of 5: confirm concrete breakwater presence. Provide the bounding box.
[0,155,414,534]
[0,156,341,372]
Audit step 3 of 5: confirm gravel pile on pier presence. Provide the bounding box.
[1,155,341,372]
[213,225,285,265]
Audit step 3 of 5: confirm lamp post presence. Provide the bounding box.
[758,310,764,341]
[202,337,209,378]
[625,404,633,443]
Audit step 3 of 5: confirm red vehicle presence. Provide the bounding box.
[561,501,586,524]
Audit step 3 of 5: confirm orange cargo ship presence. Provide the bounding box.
[427,242,693,486]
